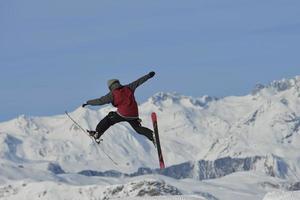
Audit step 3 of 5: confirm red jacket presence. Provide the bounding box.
[86,73,153,117]
[112,86,139,118]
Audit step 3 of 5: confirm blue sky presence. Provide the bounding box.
[1,0,300,121]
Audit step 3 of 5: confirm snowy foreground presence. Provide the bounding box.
[263,191,300,200]
[0,172,283,200]
[1,76,300,199]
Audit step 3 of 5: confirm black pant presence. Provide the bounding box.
[96,112,154,142]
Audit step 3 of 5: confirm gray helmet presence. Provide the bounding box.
[107,79,121,90]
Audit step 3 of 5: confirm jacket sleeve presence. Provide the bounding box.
[127,73,152,91]
[86,92,113,106]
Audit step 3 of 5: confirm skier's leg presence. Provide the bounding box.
[128,120,154,142]
[94,112,124,138]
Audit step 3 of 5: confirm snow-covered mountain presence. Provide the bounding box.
[1,76,300,199]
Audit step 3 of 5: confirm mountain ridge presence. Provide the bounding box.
[0,76,300,177]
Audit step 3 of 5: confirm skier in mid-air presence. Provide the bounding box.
[82,71,156,145]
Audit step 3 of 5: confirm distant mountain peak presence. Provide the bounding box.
[252,75,300,95]
[269,76,300,91]
[149,92,216,108]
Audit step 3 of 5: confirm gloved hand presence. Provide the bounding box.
[82,103,88,108]
[149,71,155,78]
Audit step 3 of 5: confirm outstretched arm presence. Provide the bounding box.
[82,92,113,107]
[127,71,155,91]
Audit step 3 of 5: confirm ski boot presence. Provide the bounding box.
[87,130,103,144]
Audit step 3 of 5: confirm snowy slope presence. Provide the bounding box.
[0,172,284,200]
[0,178,184,200]
[263,191,300,200]
[1,169,297,200]
[1,76,300,199]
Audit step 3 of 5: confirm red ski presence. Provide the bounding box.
[151,112,165,169]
